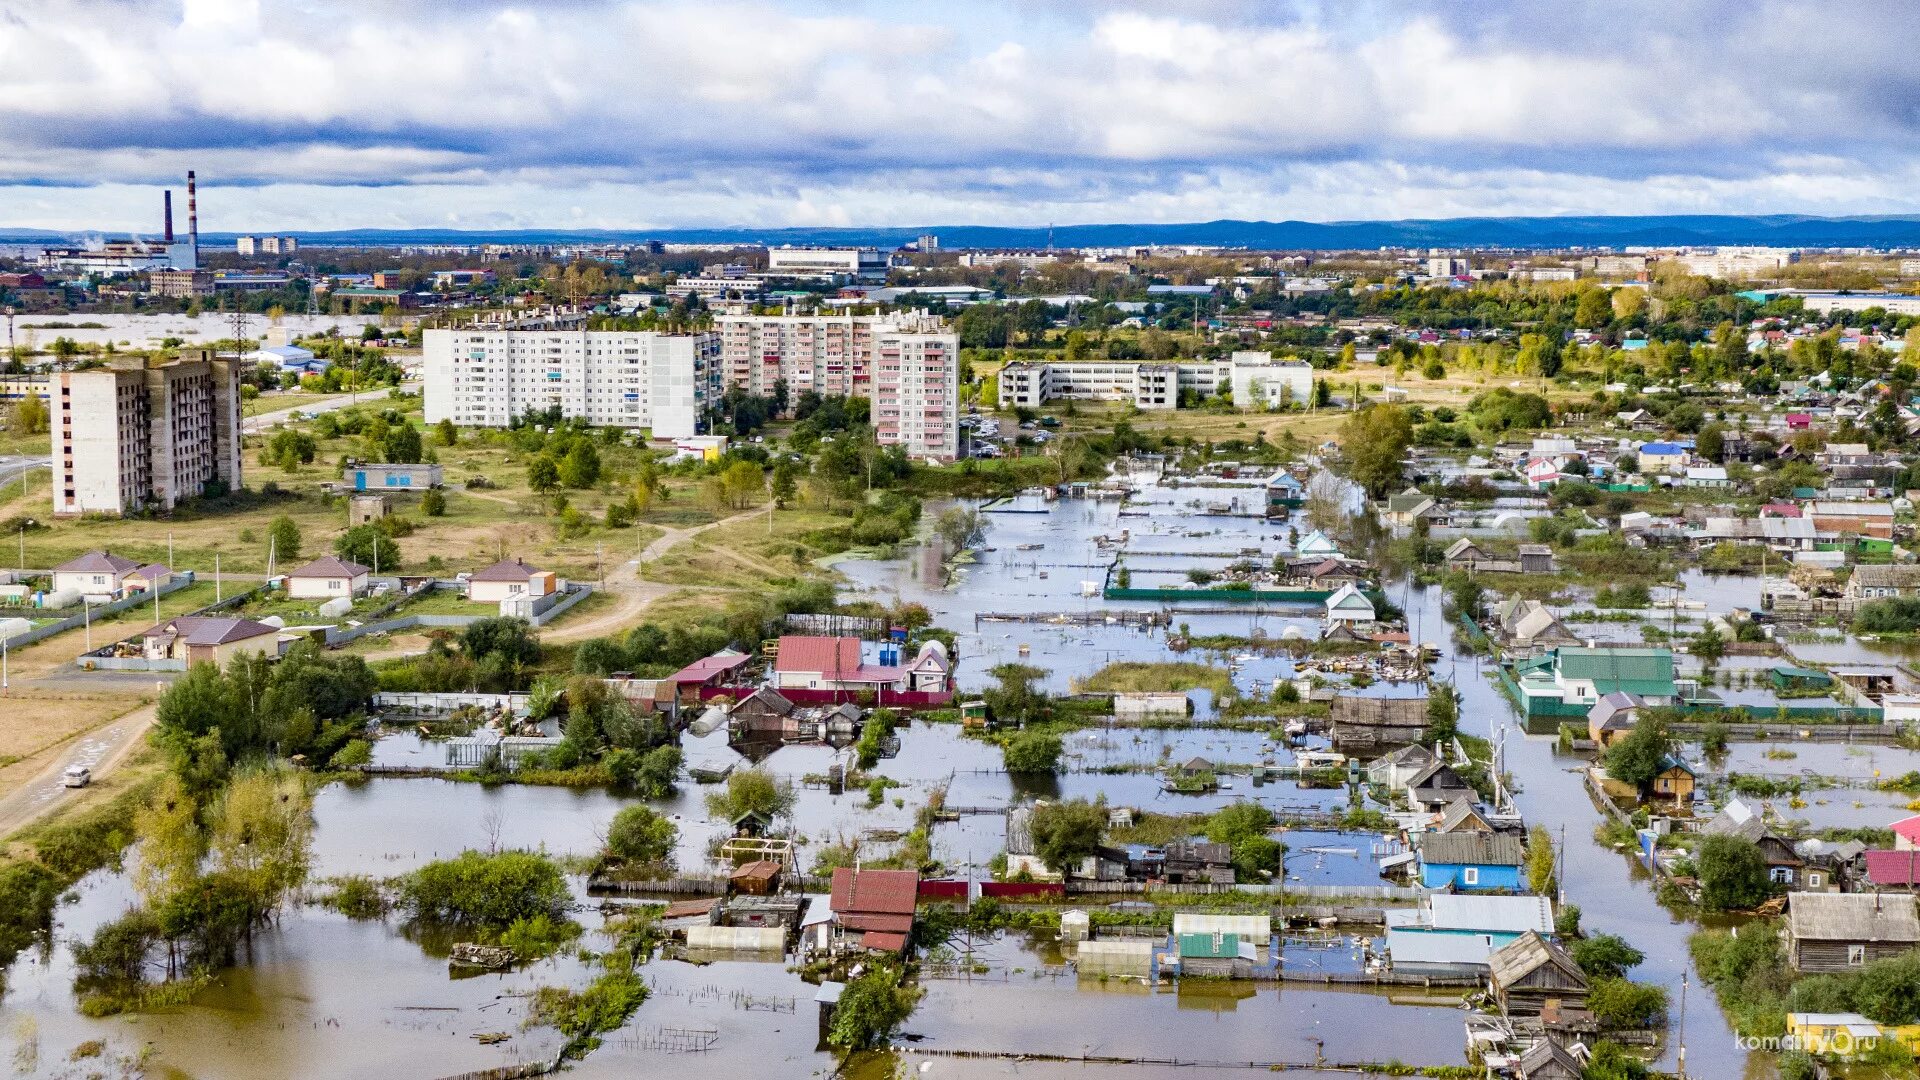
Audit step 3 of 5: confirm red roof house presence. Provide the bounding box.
[828,867,919,954]
[1863,849,1920,890]
[1893,815,1920,850]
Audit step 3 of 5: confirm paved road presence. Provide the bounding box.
[0,701,156,840]
[243,382,422,434]
[0,454,47,489]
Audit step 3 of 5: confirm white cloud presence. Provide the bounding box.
[0,0,1916,228]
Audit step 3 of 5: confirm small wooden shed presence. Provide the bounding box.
[1487,932,1590,1016]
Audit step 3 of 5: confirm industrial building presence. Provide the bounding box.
[764,247,890,281]
[39,171,200,276]
[422,327,719,439]
[52,349,243,516]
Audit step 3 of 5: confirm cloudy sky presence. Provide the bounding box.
[2,0,1917,232]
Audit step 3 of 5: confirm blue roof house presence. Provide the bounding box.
[1416,833,1527,892]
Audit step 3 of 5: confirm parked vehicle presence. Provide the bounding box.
[62,765,91,788]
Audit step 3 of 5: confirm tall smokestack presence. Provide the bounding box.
[187,171,198,249]
[163,190,174,244]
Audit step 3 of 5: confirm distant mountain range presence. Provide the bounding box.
[8,215,1920,250]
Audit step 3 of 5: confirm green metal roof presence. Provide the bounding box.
[1771,665,1831,683]
[1177,933,1241,959]
[1551,647,1676,696]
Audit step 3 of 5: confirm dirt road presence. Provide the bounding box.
[0,702,155,840]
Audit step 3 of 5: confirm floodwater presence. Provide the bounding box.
[10,312,388,349]
[1,481,1809,1078]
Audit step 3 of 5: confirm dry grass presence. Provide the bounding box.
[0,692,153,800]
[639,507,844,589]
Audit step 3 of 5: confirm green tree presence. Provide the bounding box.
[1688,628,1726,668]
[604,806,677,865]
[421,488,447,516]
[1587,977,1668,1029]
[1426,681,1460,741]
[1583,1040,1650,1080]
[559,441,602,488]
[1696,424,1726,463]
[527,454,561,496]
[399,850,571,926]
[335,524,400,572]
[435,418,458,446]
[1853,951,1920,1025]
[267,514,302,564]
[381,421,424,464]
[1002,731,1063,775]
[461,617,541,668]
[1526,824,1556,896]
[703,767,796,825]
[982,662,1049,726]
[1697,833,1773,911]
[1340,404,1414,497]
[12,393,49,435]
[935,506,987,552]
[1028,798,1106,873]
[1603,713,1675,792]
[1571,934,1646,980]
[827,961,920,1049]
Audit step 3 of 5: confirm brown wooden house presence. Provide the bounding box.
[1486,932,1590,1016]
[1785,892,1920,973]
[1329,693,1429,750]
[1514,1038,1585,1080]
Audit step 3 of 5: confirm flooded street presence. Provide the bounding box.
[1,484,1776,1078]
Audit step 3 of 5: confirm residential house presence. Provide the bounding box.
[1436,797,1494,834]
[1383,487,1438,527]
[1366,744,1438,790]
[827,867,919,955]
[1514,1039,1586,1080]
[1406,761,1477,812]
[1164,840,1236,885]
[1894,815,1920,851]
[1861,849,1920,893]
[1329,693,1429,749]
[771,635,952,697]
[1444,537,1489,570]
[1651,756,1696,806]
[1586,691,1645,747]
[1486,932,1590,1015]
[662,649,753,704]
[1637,441,1687,474]
[1785,1013,1920,1058]
[1702,798,1806,885]
[466,557,557,604]
[125,563,173,593]
[729,860,782,896]
[726,687,799,739]
[1808,501,1895,540]
[1265,471,1305,515]
[51,551,142,599]
[1496,599,1580,650]
[1384,893,1556,972]
[1784,892,1920,973]
[1517,544,1556,573]
[1795,839,1865,893]
[1296,530,1341,558]
[1324,583,1377,626]
[1416,831,1526,891]
[1846,565,1920,601]
[1175,932,1257,977]
[1004,805,1061,882]
[284,555,370,600]
[1684,465,1732,489]
[137,615,282,666]
[1509,647,1683,716]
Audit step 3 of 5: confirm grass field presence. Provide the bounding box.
[639,507,846,589]
[0,691,153,778]
[243,391,337,418]
[1075,661,1235,697]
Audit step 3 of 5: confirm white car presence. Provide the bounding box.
[63,765,91,788]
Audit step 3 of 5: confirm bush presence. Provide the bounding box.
[398,850,570,926]
[1002,731,1063,775]
[1588,976,1668,1029]
[1697,834,1773,911]
[605,806,677,865]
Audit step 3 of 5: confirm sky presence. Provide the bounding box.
[1,0,1918,233]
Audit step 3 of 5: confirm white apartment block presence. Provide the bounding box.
[714,313,959,460]
[998,353,1314,412]
[53,351,243,516]
[423,328,718,439]
[764,247,889,281]
[1425,256,1469,277]
[1670,247,1798,278]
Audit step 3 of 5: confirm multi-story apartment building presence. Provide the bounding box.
[422,328,718,438]
[1670,247,1797,279]
[997,352,1313,411]
[872,328,959,461]
[714,313,959,460]
[52,351,243,516]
